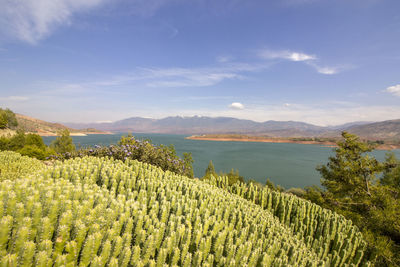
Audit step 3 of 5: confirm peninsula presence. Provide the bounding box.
[186,134,400,150]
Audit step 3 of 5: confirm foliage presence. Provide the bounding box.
[50,129,76,154]
[309,132,400,266]
[49,134,194,178]
[265,178,285,192]
[0,151,45,181]
[0,108,18,129]
[0,130,53,160]
[285,187,306,198]
[0,156,355,266]
[205,174,371,266]
[202,161,244,185]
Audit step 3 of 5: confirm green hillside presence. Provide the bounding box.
[0,152,370,266]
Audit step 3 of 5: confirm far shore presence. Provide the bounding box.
[37,131,114,137]
[186,135,400,150]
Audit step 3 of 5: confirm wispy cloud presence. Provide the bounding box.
[0,96,29,102]
[0,0,107,44]
[305,62,342,75]
[259,49,316,62]
[259,48,344,75]
[385,84,400,97]
[216,55,233,63]
[40,63,268,93]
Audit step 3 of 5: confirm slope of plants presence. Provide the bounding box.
[0,151,45,181]
[206,175,370,266]
[0,153,370,266]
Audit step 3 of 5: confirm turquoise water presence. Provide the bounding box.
[42,133,400,189]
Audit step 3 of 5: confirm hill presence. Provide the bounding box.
[346,119,400,141]
[15,114,109,136]
[65,115,400,141]
[65,116,327,137]
[0,152,370,266]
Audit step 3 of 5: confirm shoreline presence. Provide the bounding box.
[36,131,113,137]
[186,135,400,150]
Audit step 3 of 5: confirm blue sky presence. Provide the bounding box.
[0,0,399,126]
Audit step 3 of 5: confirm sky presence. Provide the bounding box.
[0,0,399,126]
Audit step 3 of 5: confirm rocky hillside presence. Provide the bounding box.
[15,114,108,136]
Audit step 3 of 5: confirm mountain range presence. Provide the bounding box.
[63,116,400,140]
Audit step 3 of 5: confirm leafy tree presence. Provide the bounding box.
[50,129,76,154]
[0,108,18,129]
[205,161,216,176]
[202,162,244,185]
[265,178,284,192]
[0,113,7,129]
[225,169,244,185]
[317,131,383,203]
[381,153,400,189]
[183,152,194,178]
[25,133,46,150]
[314,132,400,266]
[7,129,26,151]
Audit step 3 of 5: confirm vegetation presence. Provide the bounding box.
[49,134,194,178]
[303,132,400,266]
[202,160,244,185]
[0,130,54,160]
[0,155,368,266]
[0,151,45,181]
[50,129,76,154]
[205,174,370,266]
[0,108,18,129]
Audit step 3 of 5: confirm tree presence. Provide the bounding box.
[50,129,75,154]
[0,108,18,129]
[25,133,46,150]
[317,131,383,204]
[205,160,216,176]
[315,132,400,266]
[0,113,7,129]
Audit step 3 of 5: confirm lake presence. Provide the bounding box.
[42,133,400,189]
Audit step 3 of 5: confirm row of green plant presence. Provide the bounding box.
[204,171,370,266]
[0,151,45,181]
[0,153,347,266]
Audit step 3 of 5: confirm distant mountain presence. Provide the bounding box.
[64,116,400,141]
[64,116,327,137]
[16,114,107,136]
[328,121,375,130]
[345,119,400,141]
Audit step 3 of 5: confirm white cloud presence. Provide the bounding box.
[0,96,29,102]
[386,84,400,97]
[0,0,107,44]
[259,49,346,75]
[259,49,316,62]
[229,102,244,110]
[284,103,291,107]
[44,63,267,92]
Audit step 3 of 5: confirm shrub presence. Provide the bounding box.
[0,151,44,181]
[50,129,76,154]
[48,134,193,178]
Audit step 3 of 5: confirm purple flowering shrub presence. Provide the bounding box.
[47,134,194,178]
